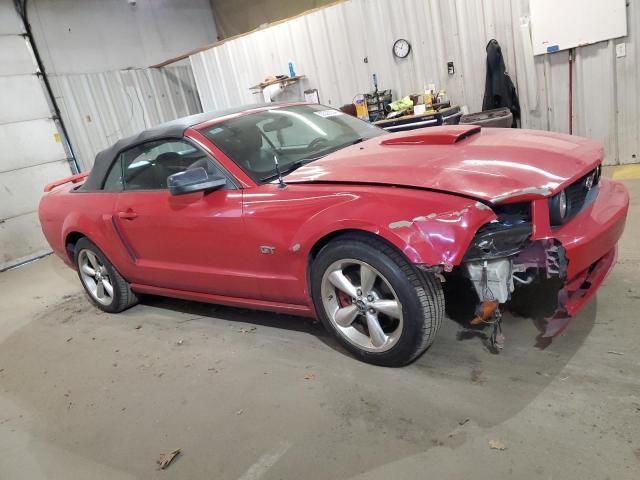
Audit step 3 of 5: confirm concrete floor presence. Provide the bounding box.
[1,169,639,479]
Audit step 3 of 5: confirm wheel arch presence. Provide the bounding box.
[291,188,497,278]
[306,228,409,293]
[305,226,446,366]
[60,210,131,275]
[65,231,87,262]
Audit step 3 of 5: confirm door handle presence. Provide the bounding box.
[118,210,138,220]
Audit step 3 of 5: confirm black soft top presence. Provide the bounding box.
[82,103,280,190]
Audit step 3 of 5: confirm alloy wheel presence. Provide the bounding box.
[320,259,404,352]
[78,249,114,306]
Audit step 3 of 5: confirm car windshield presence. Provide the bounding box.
[200,104,386,183]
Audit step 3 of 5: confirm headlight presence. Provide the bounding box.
[558,190,567,218]
[593,164,602,185]
[549,190,568,226]
[463,202,532,261]
[463,223,532,261]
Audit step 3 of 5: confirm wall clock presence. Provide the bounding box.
[393,38,412,58]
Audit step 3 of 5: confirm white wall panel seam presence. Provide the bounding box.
[0,116,51,127]
[0,158,67,175]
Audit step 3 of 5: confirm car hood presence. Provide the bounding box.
[285,126,603,203]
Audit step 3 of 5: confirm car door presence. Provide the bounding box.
[111,138,252,297]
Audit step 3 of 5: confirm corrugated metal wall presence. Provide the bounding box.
[50,65,202,171]
[190,0,639,165]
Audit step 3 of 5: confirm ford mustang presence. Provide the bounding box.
[39,103,629,366]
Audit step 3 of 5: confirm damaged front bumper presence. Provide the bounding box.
[463,177,629,337]
[544,246,617,336]
[536,177,628,336]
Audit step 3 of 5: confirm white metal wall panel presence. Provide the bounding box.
[0,1,22,33]
[190,0,639,165]
[50,65,202,171]
[0,212,52,268]
[29,0,218,75]
[616,0,640,165]
[0,75,52,124]
[0,159,70,220]
[0,35,34,75]
[0,118,65,171]
[0,3,70,270]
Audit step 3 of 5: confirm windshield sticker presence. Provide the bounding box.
[314,110,344,118]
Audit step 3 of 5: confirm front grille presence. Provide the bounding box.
[560,166,601,222]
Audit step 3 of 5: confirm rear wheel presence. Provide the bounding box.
[311,234,444,366]
[74,238,137,313]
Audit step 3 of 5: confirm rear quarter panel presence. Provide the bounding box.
[39,185,124,269]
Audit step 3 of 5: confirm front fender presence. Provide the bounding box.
[292,187,496,268]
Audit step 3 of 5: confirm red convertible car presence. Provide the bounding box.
[39,103,629,366]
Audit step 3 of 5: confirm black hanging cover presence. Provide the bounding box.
[482,39,520,127]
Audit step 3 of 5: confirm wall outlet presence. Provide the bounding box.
[616,42,626,58]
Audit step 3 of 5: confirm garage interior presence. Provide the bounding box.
[1,0,639,478]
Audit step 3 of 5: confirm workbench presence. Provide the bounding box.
[373,105,462,132]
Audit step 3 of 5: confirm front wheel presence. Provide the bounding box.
[311,234,444,366]
[74,238,138,313]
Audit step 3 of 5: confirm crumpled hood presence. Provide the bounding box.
[285,126,603,203]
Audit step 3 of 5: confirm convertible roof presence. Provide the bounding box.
[82,103,287,190]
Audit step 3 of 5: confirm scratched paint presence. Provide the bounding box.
[389,207,472,229]
[490,187,553,204]
[475,201,493,211]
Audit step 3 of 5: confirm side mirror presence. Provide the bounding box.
[167,167,226,196]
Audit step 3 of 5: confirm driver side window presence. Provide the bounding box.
[106,139,217,191]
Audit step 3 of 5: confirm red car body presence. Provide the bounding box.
[39,103,629,339]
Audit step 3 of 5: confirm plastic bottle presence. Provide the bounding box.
[424,88,433,110]
[353,94,369,121]
[288,60,296,78]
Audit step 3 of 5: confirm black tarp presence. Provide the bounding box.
[482,39,520,128]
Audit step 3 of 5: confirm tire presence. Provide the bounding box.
[74,237,138,313]
[311,234,444,366]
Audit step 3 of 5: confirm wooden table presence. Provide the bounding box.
[373,105,462,132]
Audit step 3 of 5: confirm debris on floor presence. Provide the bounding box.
[239,326,257,334]
[488,439,506,451]
[470,367,485,384]
[607,350,624,356]
[303,373,315,380]
[236,409,244,415]
[458,417,470,426]
[157,448,181,469]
